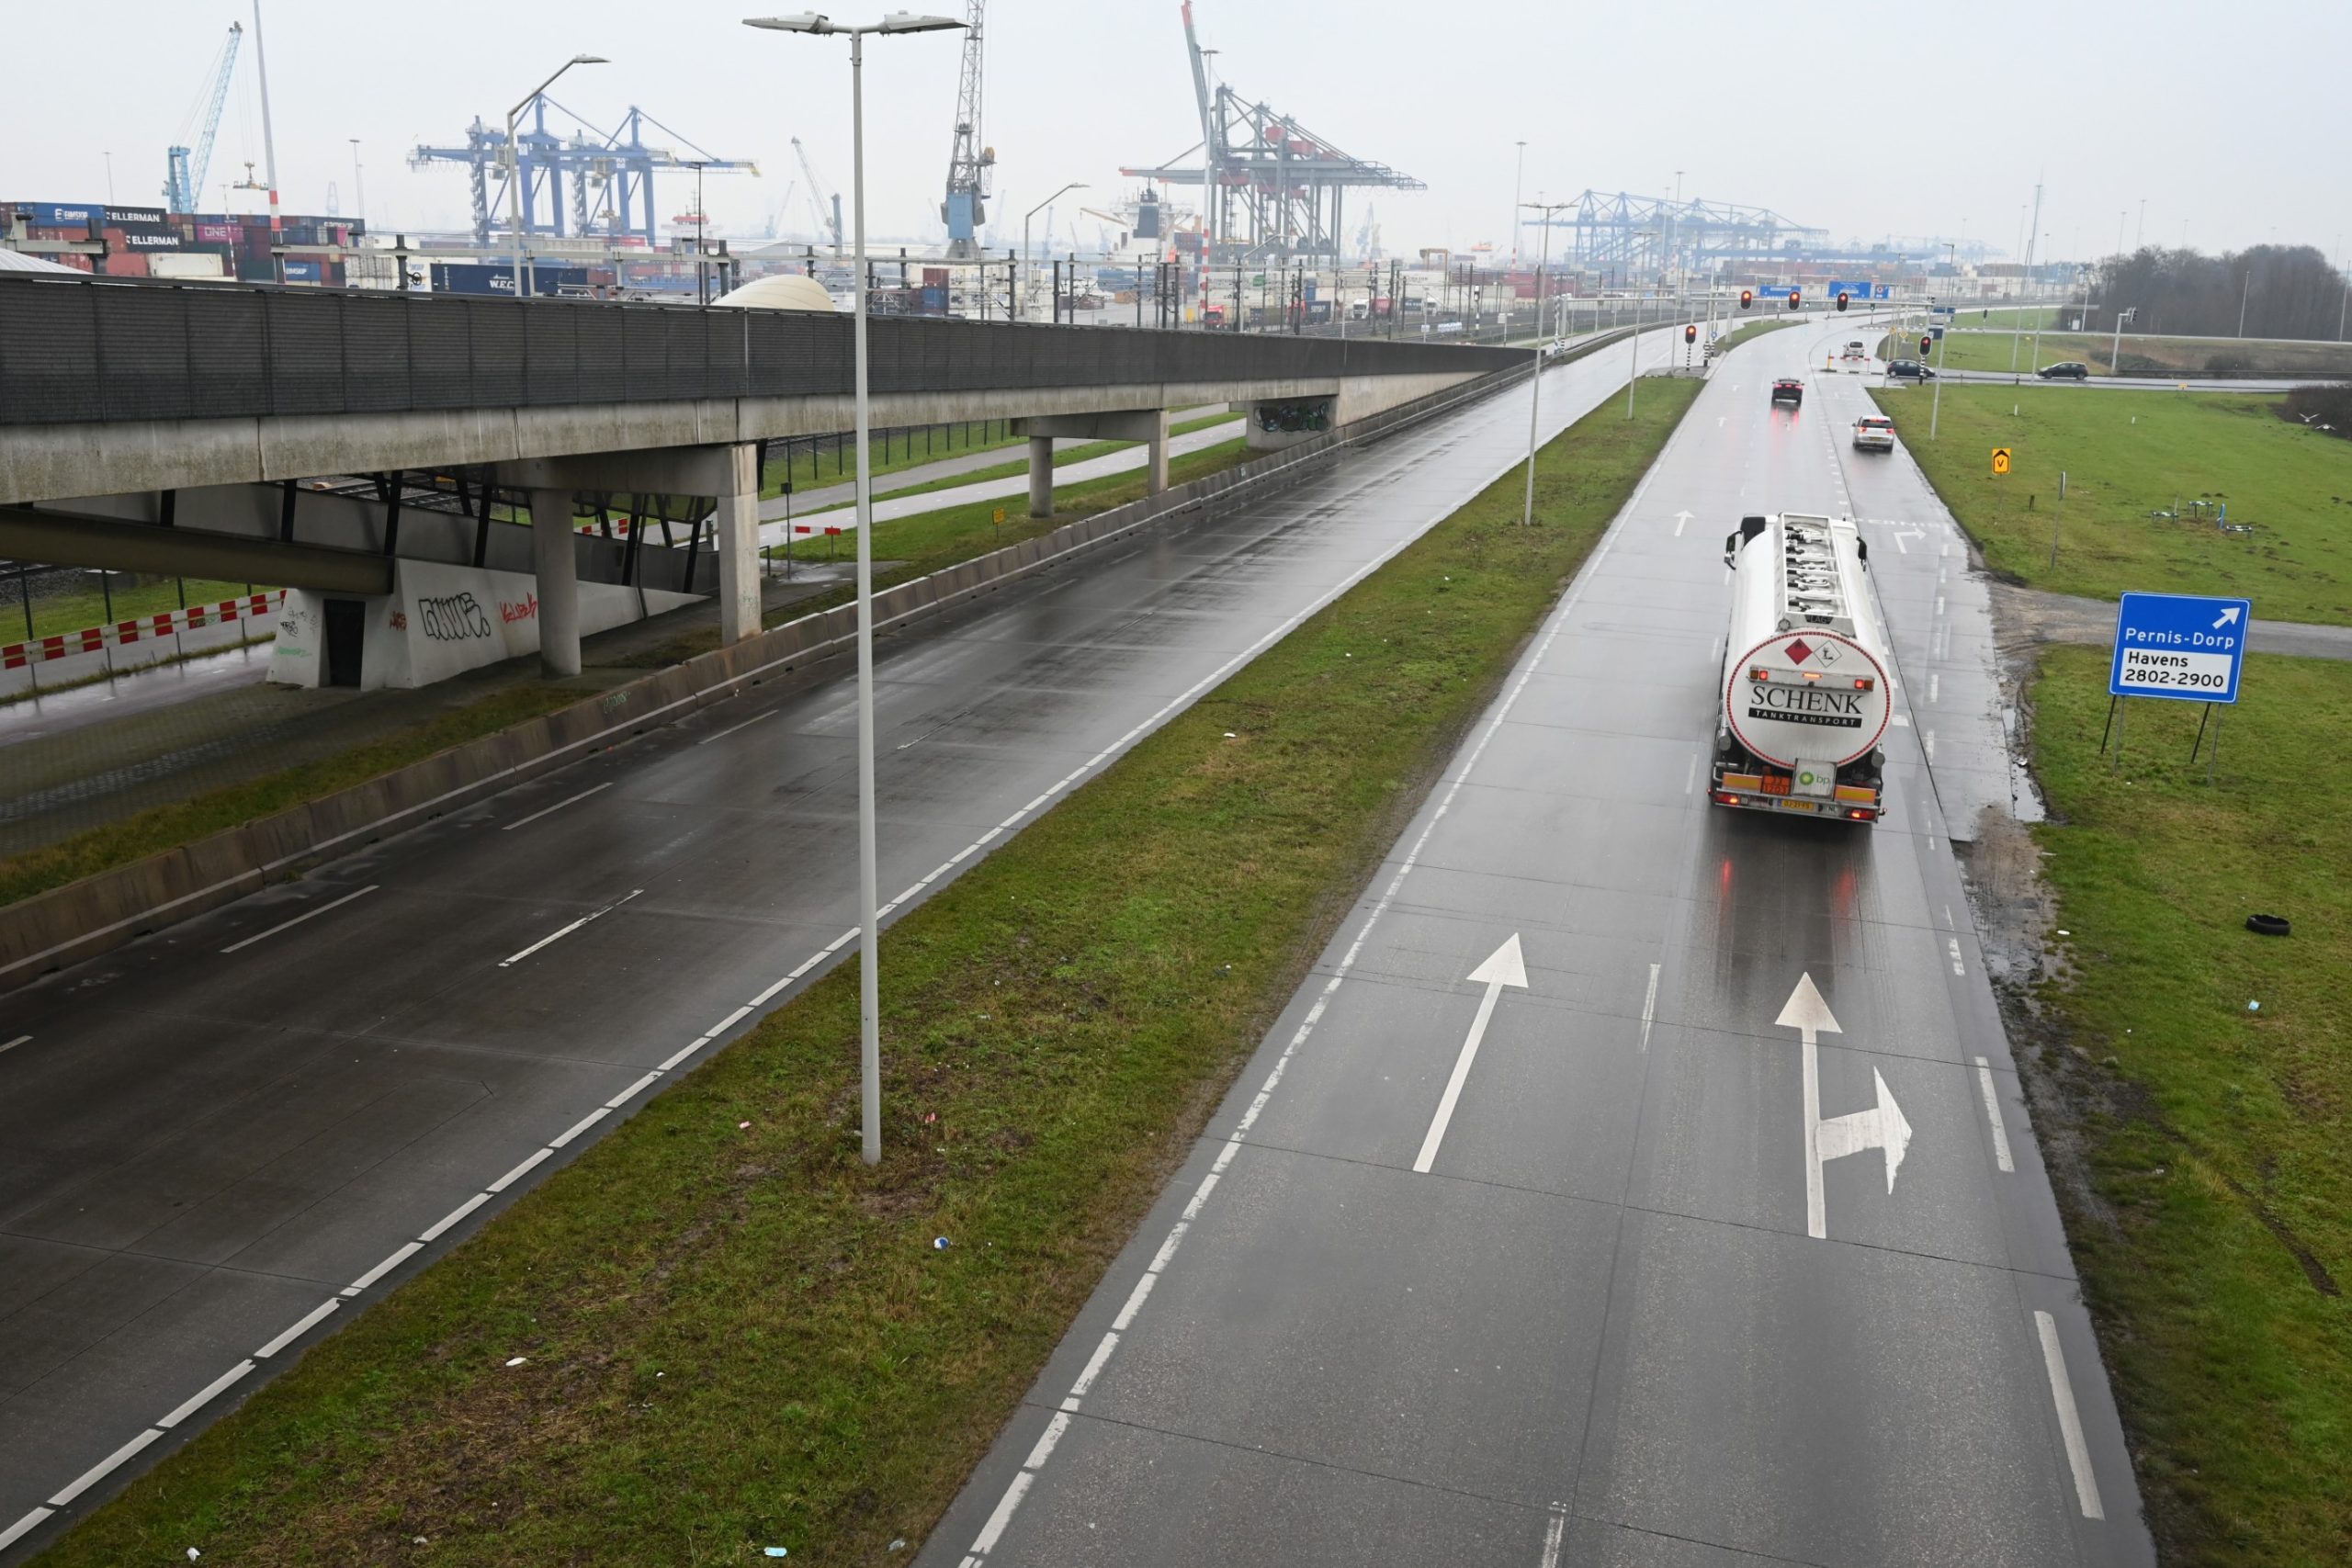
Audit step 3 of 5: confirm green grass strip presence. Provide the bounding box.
[2026,648,2352,1562]
[1870,384,2352,624]
[49,378,1702,1566]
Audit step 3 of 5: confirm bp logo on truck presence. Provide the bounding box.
[1726,631,1893,769]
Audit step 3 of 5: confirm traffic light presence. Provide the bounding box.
[1685,324,1698,344]
[1739,288,1753,310]
[1837,290,1850,312]
[1787,290,1801,310]
[1920,334,1933,357]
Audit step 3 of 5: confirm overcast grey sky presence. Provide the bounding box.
[8,0,2347,265]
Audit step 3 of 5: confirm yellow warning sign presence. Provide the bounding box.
[1991,447,2013,477]
[992,507,1006,524]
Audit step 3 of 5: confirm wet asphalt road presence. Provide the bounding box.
[0,327,1694,1557]
[920,321,2154,1567]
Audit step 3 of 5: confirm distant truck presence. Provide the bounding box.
[1710,513,1893,823]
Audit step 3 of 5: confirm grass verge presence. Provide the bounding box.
[1869,384,2352,623]
[1895,328,2352,378]
[865,414,1244,505]
[0,684,587,910]
[8,575,258,643]
[48,379,1703,1567]
[1715,316,1796,353]
[2021,647,2351,1562]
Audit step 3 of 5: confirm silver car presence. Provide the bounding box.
[1852,414,1896,453]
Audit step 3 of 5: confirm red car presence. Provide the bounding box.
[1770,378,1804,406]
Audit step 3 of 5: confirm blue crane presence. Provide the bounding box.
[409,97,756,248]
[165,22,243,214]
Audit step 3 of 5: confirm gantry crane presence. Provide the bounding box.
[940,0,992,259]
[164,22,243,214]
[792,139,843,253]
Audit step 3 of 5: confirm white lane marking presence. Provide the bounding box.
[1948,937,1965,976]
[0,1034,28,1054]
[502,780,612,830]
[1639,963,1661,1051]
[488,1146,554,1192]
[219,884,379,954]
[419,1190,492,1242]
[1943,904,1956,930]
[254,1299,339,1359]
[605,1070,662,1109]
[696,708,777,745]
[1928,672,1939,705]
[2035,1310,2107,1519]
[158,1359,255,1429]
[0,1508,54,1551]
[548,1108,608,1148]
[345,1241,423,1295]
[1973,1056,2016,1173]
[1069,1332,1123,1400]
[1539,1503,1568,1567]
[498,888,644,967]
[44,1427,163,1507]
[1683,753,1696,795]
[1923,729,1937,761]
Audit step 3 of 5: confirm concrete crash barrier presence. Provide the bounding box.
[4,340,1659,990]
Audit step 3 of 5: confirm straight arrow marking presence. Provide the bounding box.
[1778,972,1917,1238]
[1412,934,1527,1174]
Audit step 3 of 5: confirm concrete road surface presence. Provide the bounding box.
[0,327,1698,1559]
[921,318,2153,1567]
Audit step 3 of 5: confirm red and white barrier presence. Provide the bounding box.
[2,592,285,670]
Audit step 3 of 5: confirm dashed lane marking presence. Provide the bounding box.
[219,885,380,955]
[501,780,612,830]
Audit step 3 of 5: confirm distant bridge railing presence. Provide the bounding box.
[0,273,1527,429]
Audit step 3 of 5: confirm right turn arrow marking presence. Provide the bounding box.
[1779,972,1913,1238]
[1413,934,1528,1174]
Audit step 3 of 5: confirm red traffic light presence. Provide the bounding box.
[1739,288,1754,310]
[1920,334,1933,356]
[1685,324,1698,344]
[1787,290,1802,310]
[1837,290,1850,311]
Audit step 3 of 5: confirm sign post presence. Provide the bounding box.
[2108,592,2252,781]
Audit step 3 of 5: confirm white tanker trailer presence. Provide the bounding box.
[1711,513,1893,823]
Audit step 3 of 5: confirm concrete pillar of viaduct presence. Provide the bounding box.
[1012,409,1173,522]
[713,441,762,646]
[527,487,582,678]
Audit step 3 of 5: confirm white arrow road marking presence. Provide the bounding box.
[1413,934,1528,1173]
[1814,1067,1915,1192]
[1673,509,1692,536]
[1780,973,1914,1238]
[2213,605,2242,629]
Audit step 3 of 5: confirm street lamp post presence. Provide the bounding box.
[746,9,967,1169]
[1023,182,1086,320]
[509,54,607,299]
[2109,305,2136,378]
[1521,198,1569,526]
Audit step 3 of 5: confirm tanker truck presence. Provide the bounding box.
[1710,513,1893,823]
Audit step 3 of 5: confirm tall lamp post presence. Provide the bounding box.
[746,9,967,1168]
[1023,182,1087,320]
[509,54,607,299]
[1520,198,1570,526]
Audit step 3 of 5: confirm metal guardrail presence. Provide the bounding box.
[0,273,1529,429]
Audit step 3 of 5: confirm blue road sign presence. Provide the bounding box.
[2109,592,2252,703]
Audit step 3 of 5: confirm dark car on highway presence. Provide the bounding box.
[1770,378,1804,406]
[1885,359,1936,381]
[2038,361,2090,379]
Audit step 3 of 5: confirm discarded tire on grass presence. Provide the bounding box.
[2245,913,2291,937]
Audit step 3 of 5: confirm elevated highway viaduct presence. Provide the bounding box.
[0,273,1517,687]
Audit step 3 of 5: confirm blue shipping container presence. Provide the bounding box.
[24,201,99,229]
[282,259,323,283]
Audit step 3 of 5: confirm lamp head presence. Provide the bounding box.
[745,13,831,32]
[878,12,966,31]
[571,53,610,63]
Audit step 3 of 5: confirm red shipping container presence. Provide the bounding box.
[102,253,150,278]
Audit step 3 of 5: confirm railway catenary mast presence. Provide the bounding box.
[1710,513,1894,823]
[940,0,992,260]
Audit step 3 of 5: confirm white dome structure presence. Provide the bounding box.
[711,272,837,312]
